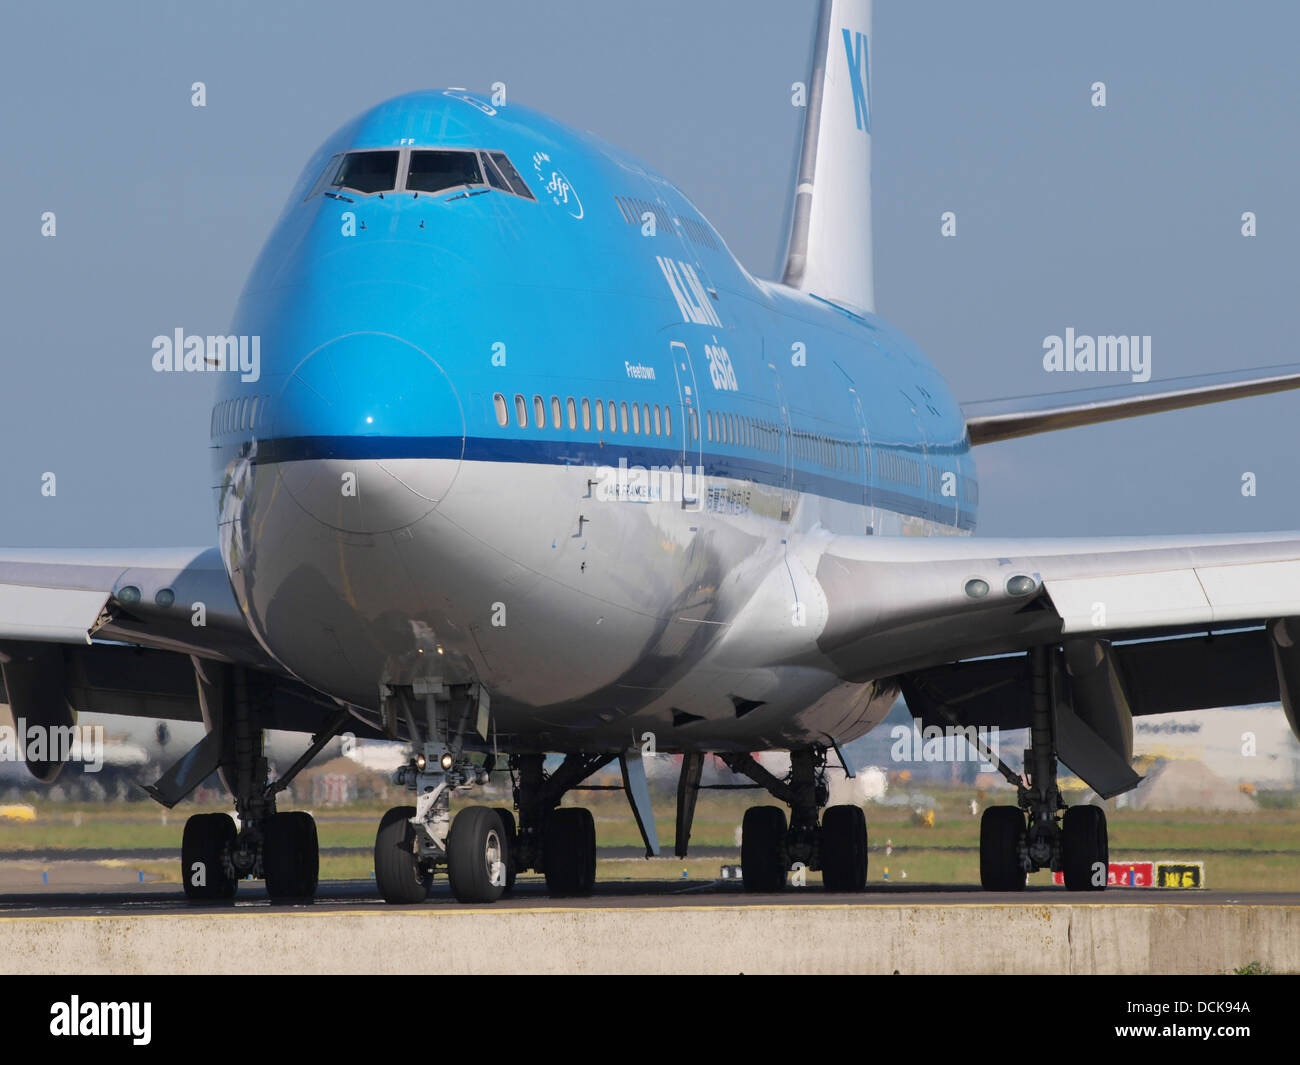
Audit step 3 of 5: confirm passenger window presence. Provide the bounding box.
[567,397,577,430]
[632,404,641,435]
[407,150,483,194]
[494,393,508,426]
[643,404,651,436]
[551,396,562,429]
[607,400,617,432]
[581,398,592,431]
[653,405,662,436]
[690,410,699,443]
[664,406,672,438]
[514,394,528,427]
[489,152,535,199]
[533,395,545,426]
[249,396,261,428]
[620,403,629,433]
[333,151,400,195]
[595,399,604,432]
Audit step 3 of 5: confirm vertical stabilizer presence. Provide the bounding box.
[780,0,874,315]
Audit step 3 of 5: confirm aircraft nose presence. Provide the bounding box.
[269,332,464,534]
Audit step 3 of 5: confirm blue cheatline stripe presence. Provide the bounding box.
[241,434,976,529]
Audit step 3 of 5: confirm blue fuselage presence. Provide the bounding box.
[208,91,976,750]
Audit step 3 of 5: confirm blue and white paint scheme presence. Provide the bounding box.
[6,0,1300,900]
[209,56,976,750]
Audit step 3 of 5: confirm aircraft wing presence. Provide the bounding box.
[800,530,1300,796]
[810,530,1300,679]
[0,546,367,748]
[962,365,1300,445]
[0,546,271,665]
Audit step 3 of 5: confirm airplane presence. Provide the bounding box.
[4,0,1300,904]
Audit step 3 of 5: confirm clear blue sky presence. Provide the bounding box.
[2,0,1297,546]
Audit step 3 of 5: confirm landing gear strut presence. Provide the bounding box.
[150,662,336,903]
[721,747,868,893]
[374,683,507,904]
[978,645,1108,891]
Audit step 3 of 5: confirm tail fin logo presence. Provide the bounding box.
[842,28,871,133]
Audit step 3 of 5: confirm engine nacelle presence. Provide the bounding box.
[0,642,76,783]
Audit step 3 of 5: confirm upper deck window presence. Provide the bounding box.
[407,150,483,194]
[332,151,400,195]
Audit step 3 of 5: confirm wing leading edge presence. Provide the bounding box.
[962,364,1300,445]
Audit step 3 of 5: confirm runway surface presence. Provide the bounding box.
[1,874,1295,918]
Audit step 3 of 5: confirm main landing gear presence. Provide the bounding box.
[145,663,341,903]
[978,645,1109,892]
[720,747,869,893]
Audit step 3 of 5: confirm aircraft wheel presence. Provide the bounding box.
[980,806,1027,891]
[181,812,238,900]
[741,805,789,892]
[448,806,508,904]
[821,804,868,892]
[375,806,431,904]
[491,807,519,893]
[544,807,596,897]
[1062,805,1109,891]
[263,810,319,901]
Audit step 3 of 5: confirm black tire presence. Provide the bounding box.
[741,805,788,892]
[491,807,519,893]
[821,804,868,892]
[375,806,431,904]
[181,812,238,901]
[1062,805,1109,891]
[263,810,319,901]
[448,806,508,904]
[545,807,596,897]
[980,806,1027,891]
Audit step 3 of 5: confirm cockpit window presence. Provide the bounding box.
[331,151,400,195]
[481,153,511,192]
[303,147,536,203]
[305,154,343,201]
[489,152,535,199]
[407,150,482,194]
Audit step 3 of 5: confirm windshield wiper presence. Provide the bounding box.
[323,190,355,203]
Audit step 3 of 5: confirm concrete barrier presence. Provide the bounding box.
[2,902,1297,974]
